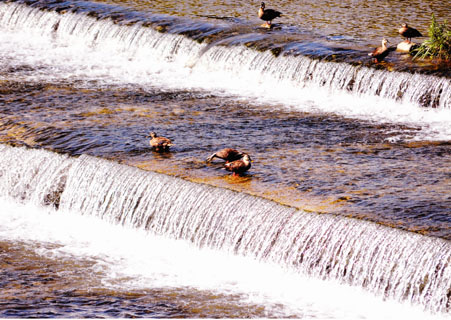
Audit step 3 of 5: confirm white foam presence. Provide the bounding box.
[0,197,448,319]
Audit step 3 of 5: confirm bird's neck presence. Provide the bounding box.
[258,7,264,18]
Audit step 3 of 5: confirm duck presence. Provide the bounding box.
[206,148,245,163]
[399,23,423,43]
[258,2,282,28]
[368,38,391,63]
[224,154,252,176]
[148,132,173,151]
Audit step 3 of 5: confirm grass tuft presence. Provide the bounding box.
[412,14,451,60]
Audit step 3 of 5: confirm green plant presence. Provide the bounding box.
[413,14,451,60]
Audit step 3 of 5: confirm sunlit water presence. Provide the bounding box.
[0,0,450,318]
[100,0,451,47]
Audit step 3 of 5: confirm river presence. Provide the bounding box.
[0,0,450,318]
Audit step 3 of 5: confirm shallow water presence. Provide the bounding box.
[1,81,450,238]
[101,0,451,47]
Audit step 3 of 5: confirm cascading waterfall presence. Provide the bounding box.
[0,0,450,110]
[0,144,449,314]
[0,145,71,207]
[195,44,451,109]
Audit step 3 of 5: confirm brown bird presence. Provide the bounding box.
[224,154,252,176]
[148,132,173,151]
[206,148,245,163]
[399,23,423,43]
[368,38,391,63]
[258,2,282,27]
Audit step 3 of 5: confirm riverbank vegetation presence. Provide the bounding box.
[413,15,451,60]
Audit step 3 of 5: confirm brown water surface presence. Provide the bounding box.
[99,0,451,47]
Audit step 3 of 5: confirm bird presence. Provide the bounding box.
[224,154,252,176]
[368,38,391,63]
[398,23,423,43]
[258,2,282,27]
[148,132,173,151]
[206,148,245,163]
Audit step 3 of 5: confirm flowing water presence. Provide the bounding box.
[0,0,450,318]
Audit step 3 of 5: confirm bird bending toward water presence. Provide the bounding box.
[399,23,423,43]
[224,154,252,176]
[258,2,282,28]
[206,148,245,163]
[368,38,391,63]
[148,132,173,151]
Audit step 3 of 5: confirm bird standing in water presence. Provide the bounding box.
[206,148,245,163]
[224,154,252,176]
[399,23,423,43]
[258,2,282,28]
[369,38,391,63]
[148,132,173,151]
